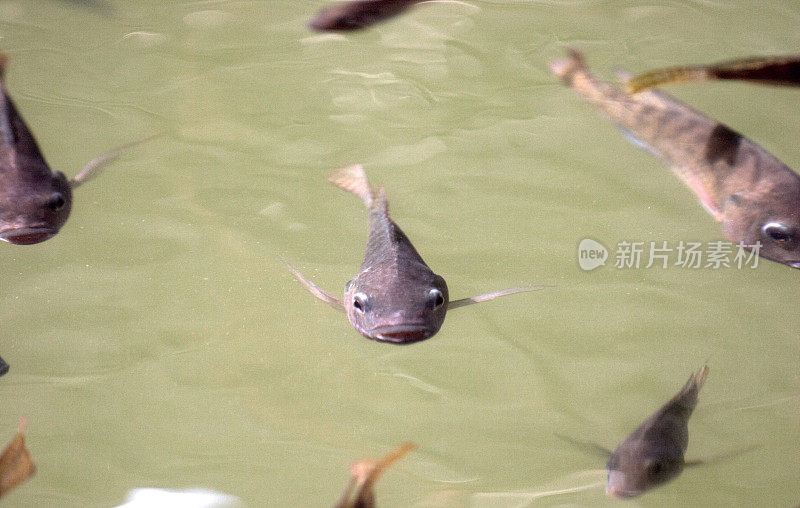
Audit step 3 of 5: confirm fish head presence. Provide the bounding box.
[605,443,684,498]
[343,269,449,344]
[0,169,72,245]
[722,190,800,269]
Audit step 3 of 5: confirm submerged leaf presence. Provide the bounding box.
[336,442,416,508]
[0,418,35,497]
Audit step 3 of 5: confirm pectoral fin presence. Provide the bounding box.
[282,259,345,311]
[684,444,758,468]
[555,433,613,458]
[70,134,161,188]
[448,286,546,310]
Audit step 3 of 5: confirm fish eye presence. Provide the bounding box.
[429,288,445,309]
[352,293,368,314]
[762,222,793,243]
[48,192,66,211]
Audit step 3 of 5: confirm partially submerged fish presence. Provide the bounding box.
[551,49,800,269]
[605,365,709,498]
[309,0,426,31]
[0,357,7,377]
[335,442,416,508]
[625,55,800,94]
[0,52,155,245]
[285,164,540,344]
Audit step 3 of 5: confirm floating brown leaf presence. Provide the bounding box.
[335,442,416,508]
[0,418,35,497]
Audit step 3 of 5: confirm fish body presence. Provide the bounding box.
[330,164,448,343]
[626,55,800,94]
[309,0,425,31]
[551,49,800,269]
[606,365,709,498]
[0,52,156,245]
[0,357,7,377]
[285,165,540,344]
[0,54,72,245]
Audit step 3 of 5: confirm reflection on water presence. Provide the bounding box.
[0,0,798,506]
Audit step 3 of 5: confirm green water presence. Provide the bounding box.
[1,0,798,506]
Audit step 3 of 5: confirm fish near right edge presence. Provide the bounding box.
[550,49,800,269]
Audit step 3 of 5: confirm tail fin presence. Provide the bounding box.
[328,164,378,209]
[625,66,710,94]
[674,364,709,409]
[687,364,709,393]
[549,48,588,84]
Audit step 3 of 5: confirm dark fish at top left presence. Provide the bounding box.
[0,52,155,245]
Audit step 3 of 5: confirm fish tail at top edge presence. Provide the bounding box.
[328,163,378,209]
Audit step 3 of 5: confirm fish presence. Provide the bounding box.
[0,357,7,377]
[625,55,800,94]
[0,52,156,245]
[335,442,416,508]
[605,365,709,498]
[550,49,800,269]
[285,164,541,344]
[0,418,35,499]
[308,0,426,31]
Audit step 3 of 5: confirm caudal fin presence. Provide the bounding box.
[549,48,588,84]
[672,364,709,411]
[687,364,709,393]
[328,164,378,209]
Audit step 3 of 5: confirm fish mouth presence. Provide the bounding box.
[0,226,57,245]
[369,324,433,344]
[605,471,641,498]
[605,485,641,499]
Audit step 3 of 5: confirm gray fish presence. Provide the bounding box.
[335,442,415,508]
[0,357,7,377]
[605,365,709,498]
[625,55,800,94]
[286,164,540,344]
[308,0,427,32]
[550,49,800,269]
[0,52,155,245]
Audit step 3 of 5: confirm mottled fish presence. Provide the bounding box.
[309,0,427,31]
[335,442,416,508]
[605,365,709,498]
[286,164,540,344]
[625,55,800,94]
[0,52,155,245]
[551,49,800,269]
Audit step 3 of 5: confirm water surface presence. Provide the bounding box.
[1,0,798,506]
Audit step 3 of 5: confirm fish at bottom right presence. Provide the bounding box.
[606,364,709,498]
